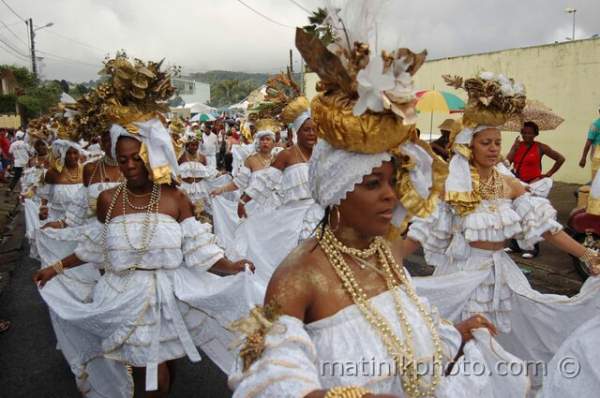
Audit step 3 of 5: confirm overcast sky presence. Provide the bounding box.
[1,0,598,82]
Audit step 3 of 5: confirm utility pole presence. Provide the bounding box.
[289,49,293,73]
[27,18,37,79]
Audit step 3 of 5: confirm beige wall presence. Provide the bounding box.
[304,38,600,184]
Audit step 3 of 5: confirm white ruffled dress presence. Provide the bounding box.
[408,194,600,383]
[39,213,262,393]
[231,163,324,288]
[211,162,281,256]
[178,160,220,212]
[230,279,530,397]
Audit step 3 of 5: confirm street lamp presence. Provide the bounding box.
[565,8,576,41]
[27,20,54,78]
[34,22,54,32]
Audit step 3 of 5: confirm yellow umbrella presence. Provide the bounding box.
[416,89,465,140]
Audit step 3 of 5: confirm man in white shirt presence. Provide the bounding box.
[8,131,31,191]
[201,124,219,170]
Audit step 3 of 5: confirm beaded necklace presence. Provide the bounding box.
[317,226,443,397]
[101,182,161,288]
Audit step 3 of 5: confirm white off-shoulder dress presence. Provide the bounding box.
[229,276,530,397]
[408,194,600,385]
[39,213,262,394]
[231,163,324,288]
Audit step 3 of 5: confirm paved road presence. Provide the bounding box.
[0,242,232,398]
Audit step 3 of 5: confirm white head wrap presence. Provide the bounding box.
[110,118,179,183]
[291,110,311,135]
[253,130,276,151]
[309,140,391,208]
[445,125,493,199]
[15,131,24,140]
[51,139,82,171]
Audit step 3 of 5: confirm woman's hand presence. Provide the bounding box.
[39,206,48,221]
[228,259,255,274]
[237,202,247,219]
[41,220,64,230]
[33,267,57,288]
[210,187,223,197]
[455,314,497,343]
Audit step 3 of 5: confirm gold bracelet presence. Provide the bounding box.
[52,260,64,274]
[324,386,370,398]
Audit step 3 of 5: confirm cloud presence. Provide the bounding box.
[2,0,598,82]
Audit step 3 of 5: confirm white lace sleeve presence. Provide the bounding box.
[181,217,224,270]
[73,219,104,264]
[407,202,454,267]
[233,167,252,191]
[65,186,88,226]
[229,315,322,398]
[513,193,563,249]
[38,183,51,200]
[244,168,281,205]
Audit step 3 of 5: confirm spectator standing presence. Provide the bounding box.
[506,121,565,258]
[579,104,600,180]
[8,131,31,191]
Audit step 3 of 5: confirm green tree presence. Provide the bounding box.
[208,79,259,107]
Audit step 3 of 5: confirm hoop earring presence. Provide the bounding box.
[328,206,341,232]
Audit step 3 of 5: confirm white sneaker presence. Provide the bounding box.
[521,252,534,259]
[504,247,513,253]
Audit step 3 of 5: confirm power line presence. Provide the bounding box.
[0,34,28,58]
[0,41,29,61]
[36,49,100,68]
[0,19,22,29]
[0,19,27,47]
[41,30,107,54]
[287,0,311,14]
[236,0,295,29]
[0,0,25,22]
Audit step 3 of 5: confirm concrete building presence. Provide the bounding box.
[172,76,211,106]
[304,38,600,184]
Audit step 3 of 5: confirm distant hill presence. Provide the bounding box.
[188,71,270,87]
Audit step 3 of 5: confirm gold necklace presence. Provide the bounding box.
[478,168,503,200]
[103,155,119,167]
[64,165,82,183]
[294,145,308,162]
[317,226,443,397]
[256,152,273,168]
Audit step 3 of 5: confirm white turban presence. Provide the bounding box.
[51,139,83,171]
[445,125,493,199]
[309,140,391,208]
[253,130,276,151]
[110,118,179,184]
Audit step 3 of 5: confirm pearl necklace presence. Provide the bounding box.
[317,226,443,397]
[121,183,161,252]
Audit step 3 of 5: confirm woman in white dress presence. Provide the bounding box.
[178,132,215,215]
[230,10,529,396]
[33,56,260,397]
[230,98,324,287]
[22,138,50,251]
[405,72,600,379]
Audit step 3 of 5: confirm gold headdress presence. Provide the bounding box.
[250,72,300,135]
[443,72,527,215]
[297,3,444,236]
[296,4,426,153]
[254,118,281,134]
[97,53,179,184]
